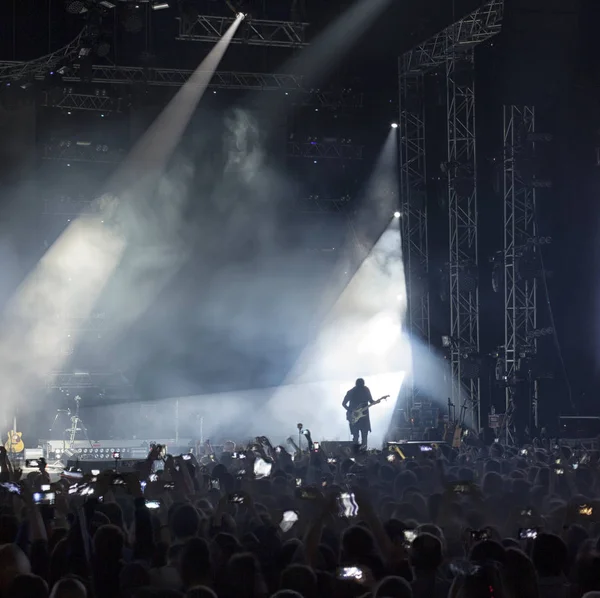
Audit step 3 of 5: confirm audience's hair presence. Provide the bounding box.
[6,573,49,598]
[410,533,443,571]
[171,504,202,540]
[504,548,540,598]
[468,540,506,565]
[279,564,318,598]
[49,577,87,598]
[374,575,413,598]
[185,586,217,598]
[532,533,568,577]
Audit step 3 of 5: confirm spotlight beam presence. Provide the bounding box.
[0,18,244,419]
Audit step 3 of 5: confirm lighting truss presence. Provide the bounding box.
[177,14,309,47]
[503,105,538,433]
[42,142,126,164]
[287,141,363,160]
[398,73,429,413]
[40,90,122,113]
[0,29,86,82]
[396,0,504,426]
[399,0,503,76]
[47,370,132,390]
[446,48,481,430]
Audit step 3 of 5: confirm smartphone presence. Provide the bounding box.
[275,447,282,454]
[25,459,39,468]
[338,492,359,518]
[579,504,593,516]
[313,442,320,451]
[449,481,472,495]
[211,479,220,490]
[555,468,564,475]
[520,509,533,517]
[518,527,539,540]
[403,530,417,544]
[149,473,158,482]
[163,481,175,490]
[280,510,298,532]
[0,482,21,495]
[387,454,396,462]
[111,476,125,486]
[112,451,121,459]
[41,484,51,492]
[336,566,365,583]
[470,529,491,542]
[327,457,337,464]
[145,499,161,509]
[78,485,94,496]
[419,444,433,452]
[571,463,579,470]
[229,493,246,505]
[33,491,56,506]
[91,469,100,476]
[296,487,320,501]
[519,449,528,456]
[296,478,302,487]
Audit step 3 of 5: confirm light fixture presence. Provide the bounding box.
[393,211,400,218]
[99,0,116,7]
[151,2,169,9]
[391,123,398,129]
[237,11,246,19]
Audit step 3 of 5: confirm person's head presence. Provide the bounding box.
[226,553,267,598]
[0,544,31,593]
[49,577,87,598]
[280,564,317,598]
[0,514,18,543]
[120,562,151,597]
[468,540,506,566]
[355,378,365,387]
[532,533,567,577]
[410,533,443,572]
[449,563,508,598]
[504,548,539,598]
[341,526,375,561]
[180,538,211,589]
[93,524,125,562]
[185,586,217,598]
[171,504,202,540]
[374,576,413,598]
[6,573,48,598]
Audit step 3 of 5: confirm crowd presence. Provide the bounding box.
[1,436,600,598]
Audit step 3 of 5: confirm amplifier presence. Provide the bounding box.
[24,448,44,461]
[559,417,600,440]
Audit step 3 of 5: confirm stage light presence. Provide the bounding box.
[99,1,116,7]
[237,12,246,19]
[151,2,169,10]
[391,123,398,129]
[393,211,400,218]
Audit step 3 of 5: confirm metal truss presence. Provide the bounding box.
[398,73,429,411]
[177,14,309,48]
[287,141,363,160]
[503,105,538,431]
[40,90,122,113]
[0,61,305,91]
[0,29,86,82]
[47,371,132,391]
[446,48,480,430]
[42,142,126,164]
[399,0,503,76]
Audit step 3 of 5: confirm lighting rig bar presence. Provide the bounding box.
[287,141,363,160]
[42,142,126,164]
[399,0,503,76]
[40,90,122,113]
[503,105,539,436]
[177,14,309,47]
[47,371,132,391]
[396,0,504,429]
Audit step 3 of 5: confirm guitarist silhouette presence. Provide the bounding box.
[342,378,377,448]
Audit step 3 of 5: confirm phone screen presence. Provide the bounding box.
[338,492,359,518]
[518,527,539,540]
[25,459,39,468]
[336,566,365,583]
[579,504,593,516]
[229,493,246,505]
[403,530,417,544]
[0,482,21,495]
[470,529,491,542]
[313,442,320,450]
[33,491,56,505]
[145,500,161,509]
[280,510,298,532]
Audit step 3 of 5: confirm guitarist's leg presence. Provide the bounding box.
[349,422,359,444]
[359,420,368,448]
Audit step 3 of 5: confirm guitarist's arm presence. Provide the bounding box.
[366,388,375,405]
[342,392,351,412]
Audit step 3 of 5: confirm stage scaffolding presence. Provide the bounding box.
[503,105,539,438]
[397,0,503,430]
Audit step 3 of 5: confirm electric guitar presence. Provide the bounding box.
[4,430,24,454]
[347,395,390,425]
